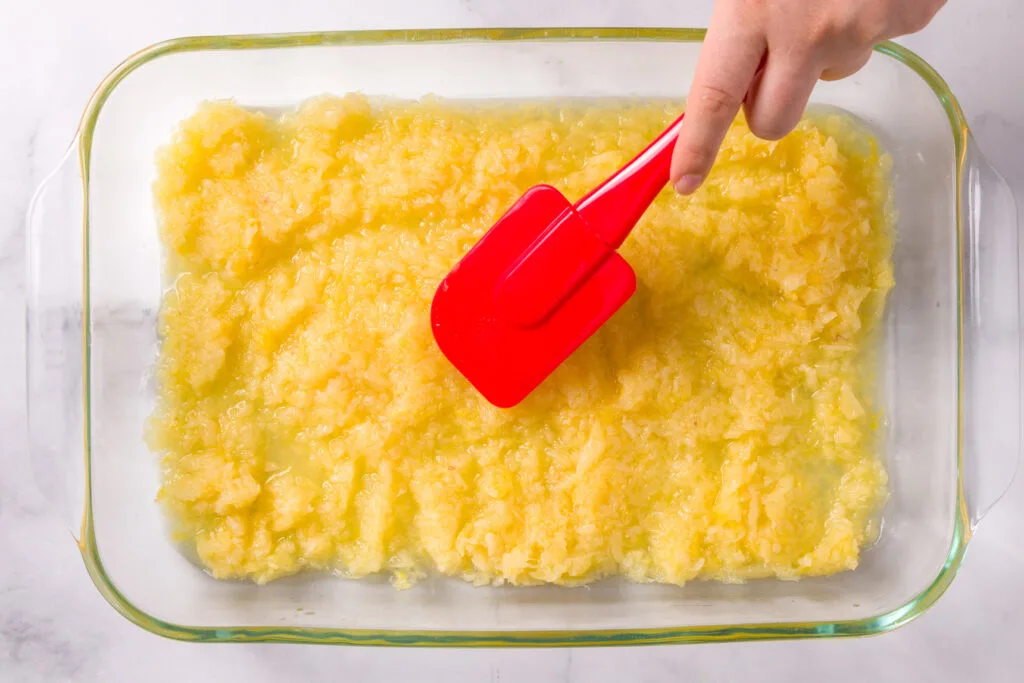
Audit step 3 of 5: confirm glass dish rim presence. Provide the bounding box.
[73,27,972,646]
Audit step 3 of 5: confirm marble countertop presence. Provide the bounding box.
[2,1,1023,681]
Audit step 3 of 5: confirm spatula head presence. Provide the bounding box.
[431,185,636,408]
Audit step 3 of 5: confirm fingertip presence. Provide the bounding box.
[746,117,794,142]
[670,131,714,191]
[744,60,820,143]
[673,174,704,196]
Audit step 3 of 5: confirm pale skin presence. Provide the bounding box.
[670,0,947,194]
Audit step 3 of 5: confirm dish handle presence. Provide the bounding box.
[962,137,1022,529]
[25,138,87,542]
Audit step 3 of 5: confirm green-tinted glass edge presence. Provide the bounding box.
[75,28,972,646]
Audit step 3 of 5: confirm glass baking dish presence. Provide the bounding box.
[25,28,1022,646]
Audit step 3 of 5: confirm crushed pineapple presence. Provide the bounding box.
[148,95,894,587]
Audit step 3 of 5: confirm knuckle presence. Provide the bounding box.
[806,4,889,48]
[853,13,889,45]
[852,1,894,44]
[804,16,835,47]
[801,6,845,48]
[745,99,799,141]
[903,0,945,33]
[693,83,742,118]
[747,114,792,141]
[777,42,818,68]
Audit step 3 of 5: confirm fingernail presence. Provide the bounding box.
[674,174,703,195]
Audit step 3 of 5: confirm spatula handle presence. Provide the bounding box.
[575,113,685,249]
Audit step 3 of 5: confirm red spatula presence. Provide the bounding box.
[431,113,685,408]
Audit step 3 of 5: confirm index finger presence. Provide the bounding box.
[671,9,766,194]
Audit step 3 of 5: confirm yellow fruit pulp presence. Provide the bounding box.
[148,95,894,587]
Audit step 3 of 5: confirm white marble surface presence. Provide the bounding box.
[2,1,1024,681]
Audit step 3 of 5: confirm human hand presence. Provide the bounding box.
[670,0,945,194]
